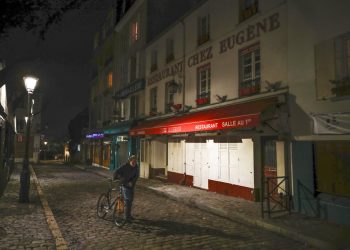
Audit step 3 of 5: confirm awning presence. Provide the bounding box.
[103,120,134,135]
[130,97,277,136]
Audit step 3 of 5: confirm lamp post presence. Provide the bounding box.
[19,76,38,203]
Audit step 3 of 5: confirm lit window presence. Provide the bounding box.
[108,72,113,88]
[196,64,211,106]
[239,43,260,97]
[197,15,210,46]
[131,21,139,43]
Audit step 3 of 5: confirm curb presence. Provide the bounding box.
[30,165,68,250]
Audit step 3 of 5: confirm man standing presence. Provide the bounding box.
[113,155,139,221]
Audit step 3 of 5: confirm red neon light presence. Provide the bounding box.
[130,113,259,135]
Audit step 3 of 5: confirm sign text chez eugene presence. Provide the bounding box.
[130,113,260,135]
[147,12,280,85]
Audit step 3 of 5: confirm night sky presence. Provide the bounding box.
[0,1,112,140]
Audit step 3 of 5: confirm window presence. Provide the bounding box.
[131,20,139,43]
[165,81,176,113]
[130,55,137,82]
[197,15,210,46]
[150,87,157,114]
[196,64,211,105]
[315,32,350,99]
[239,43,260,97]
[151,50,158,72]
[130,95,139,119]
[107,72,113,88]
[332,34,350,97]
[120,101,125,119]
[239,0,259,22]
[94,33,99,49]
[166,38,174,63]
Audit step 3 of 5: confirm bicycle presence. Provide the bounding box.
[96,178,126,227]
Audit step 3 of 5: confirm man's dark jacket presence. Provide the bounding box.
[113,162,139,188]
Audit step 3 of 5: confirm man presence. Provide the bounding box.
[113,155,139,221]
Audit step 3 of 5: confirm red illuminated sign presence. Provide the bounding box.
[130,113,259,136]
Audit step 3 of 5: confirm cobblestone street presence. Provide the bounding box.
[32,163,313,250]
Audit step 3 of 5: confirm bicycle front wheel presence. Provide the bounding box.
[113,197,126,227]
[97,193,109,218]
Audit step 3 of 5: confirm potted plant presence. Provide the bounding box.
[171,103,182,111]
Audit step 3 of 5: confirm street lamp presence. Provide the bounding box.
[19,75,38,202]
[44,141,48,160]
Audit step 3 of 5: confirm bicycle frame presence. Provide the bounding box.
[97,178,126,227]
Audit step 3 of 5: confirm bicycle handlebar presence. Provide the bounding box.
[107,177,120,184]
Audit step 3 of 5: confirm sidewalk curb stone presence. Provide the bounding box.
[30,165,69,250]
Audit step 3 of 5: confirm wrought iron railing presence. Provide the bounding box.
[262,176,291,218]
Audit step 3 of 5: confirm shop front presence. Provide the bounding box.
[85,132,104,167]
[104,120,137,171]
[130,96,284,201]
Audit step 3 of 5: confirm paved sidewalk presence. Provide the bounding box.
[0,165,55,250]
[75,164,350,250]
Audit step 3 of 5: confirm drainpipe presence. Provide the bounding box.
[180,19,186,112]
[180,19,187,185]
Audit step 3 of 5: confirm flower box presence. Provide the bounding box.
[171,104,182,111]
[239,85,260,97]
[195,97,210,106]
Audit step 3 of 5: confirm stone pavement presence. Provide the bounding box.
[0,166,56,250]
[75,164,350,250]
[1,163,349,250]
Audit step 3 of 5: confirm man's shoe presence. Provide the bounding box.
[125,216,135,222]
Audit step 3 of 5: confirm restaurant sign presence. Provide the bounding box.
[115,79,145,99]
[130,113,260,136]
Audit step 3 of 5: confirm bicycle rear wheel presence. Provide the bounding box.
[113,197,126,227]
[97,193,109,218]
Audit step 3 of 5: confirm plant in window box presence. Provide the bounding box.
[195,97,210,106]
[330,77,350,97]
[239,84,260,97]
[171,104,182,112]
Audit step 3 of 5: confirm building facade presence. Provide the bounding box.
[88,0,203,170]
[88,0,350,226]
[129,0,350,226]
